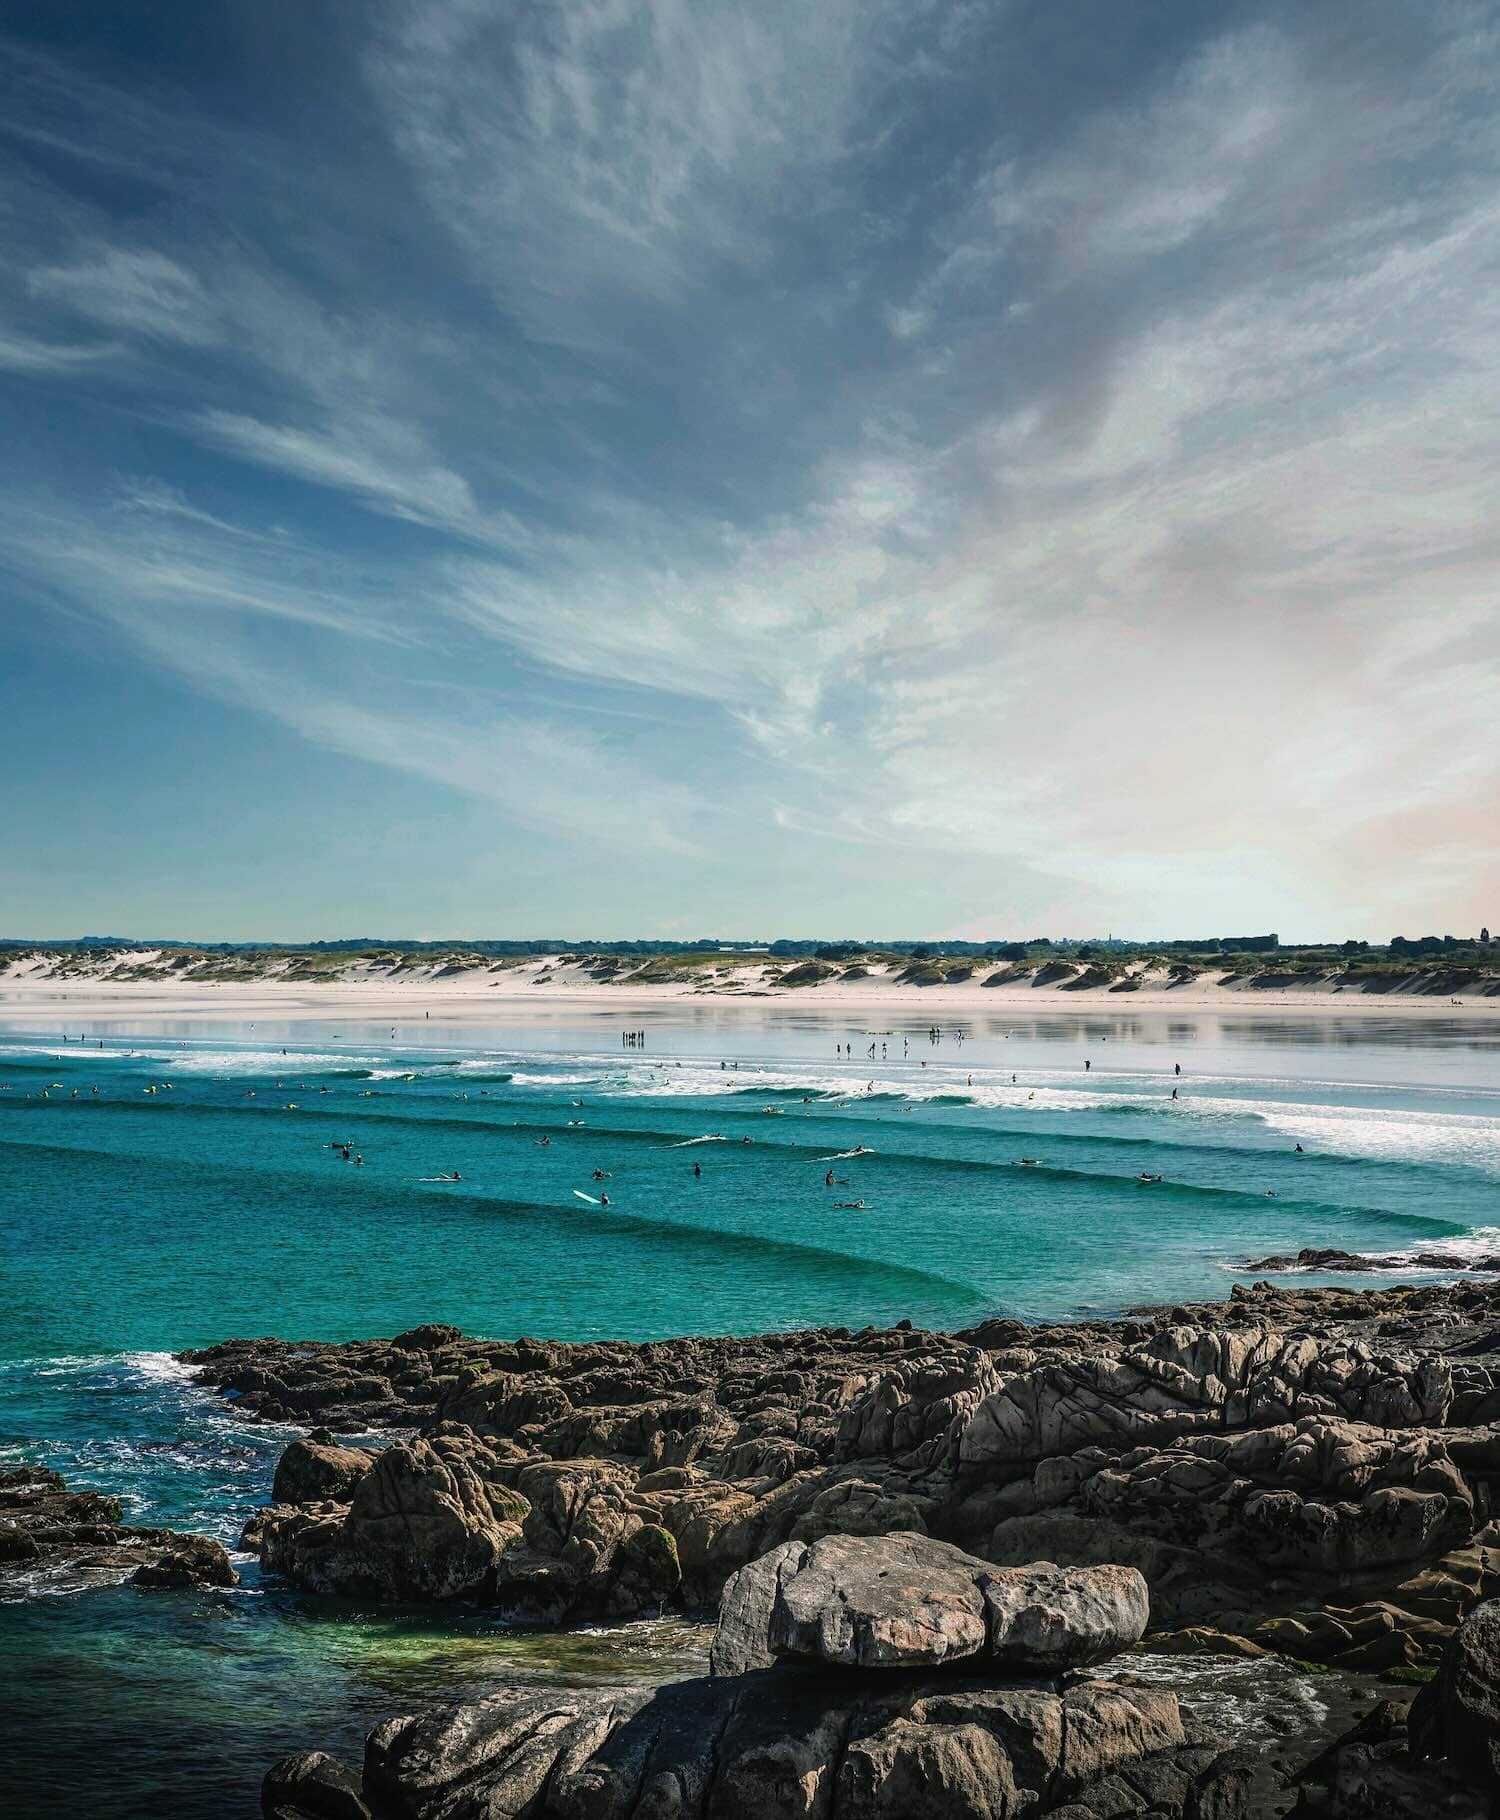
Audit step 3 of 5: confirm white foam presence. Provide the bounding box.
[123,1350,198,1385]
[508,1072,607,1086]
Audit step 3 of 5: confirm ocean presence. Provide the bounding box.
[3,1003,1499,1814]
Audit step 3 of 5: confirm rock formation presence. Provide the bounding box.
[715,1532,1147,1674]
[186,1278,1500,1671]
[1245,1245,1500,1275]
[0,1463,238,1591]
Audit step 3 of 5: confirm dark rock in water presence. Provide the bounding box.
[130,1533,239,1589]
[1288,1693,1489,1817]
[0,1463,239,1591]
[1245,1245,1500,1275]
[0,1520,42,1563]
[263,1751,371,1820]
[1245,1247,1373,1272]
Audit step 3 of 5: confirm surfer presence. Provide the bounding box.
[354,1154,363,1166]
[1295,1143,1304,1153]
[693,1162,702,1178]
[592,1168,607,1180]
[599,1192,609,1205]
[1171,1088,1178,1101]
[825,1168,835,1186]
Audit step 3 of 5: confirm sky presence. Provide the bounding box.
[1,0,1497,943]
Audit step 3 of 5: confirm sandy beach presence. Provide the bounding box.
[2,949,1496,1025]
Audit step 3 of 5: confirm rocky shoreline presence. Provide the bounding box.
[0,1463,239,1592]
[176,1275,1500,1815]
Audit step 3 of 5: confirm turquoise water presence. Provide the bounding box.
[3,1006,1499,1815]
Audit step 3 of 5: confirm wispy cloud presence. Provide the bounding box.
[2,2,1498,933]
[0,325,119,373]
[192,409,482,533]
[29,247,221,344]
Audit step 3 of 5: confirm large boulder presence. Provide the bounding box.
[983,1563,1150,1672]
[267,1429,526,1599]
[271,1437,373,1506]
[712,1540,807,1675]
[770,1532,990,1669]
[725,1533,1149,1675]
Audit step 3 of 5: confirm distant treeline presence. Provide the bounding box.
[1,929,1493,964]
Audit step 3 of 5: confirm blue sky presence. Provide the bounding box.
[2,1,1497,941]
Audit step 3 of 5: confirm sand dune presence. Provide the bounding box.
[2,947,1496,1023]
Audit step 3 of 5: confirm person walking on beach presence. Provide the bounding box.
[1084,1059,1091,1072]
[1175,1063,1181,1076]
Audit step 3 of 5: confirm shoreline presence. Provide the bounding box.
[2,972,1497,1025]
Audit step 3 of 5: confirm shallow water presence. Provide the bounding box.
[2,1006,1496,1815]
